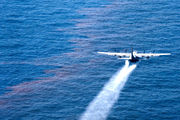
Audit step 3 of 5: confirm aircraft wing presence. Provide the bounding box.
[136,53,171,57]
[97,52,130,57]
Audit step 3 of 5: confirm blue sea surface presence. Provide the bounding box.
[0,0,179,119]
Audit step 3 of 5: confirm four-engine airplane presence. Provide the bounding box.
[98,49,171,62]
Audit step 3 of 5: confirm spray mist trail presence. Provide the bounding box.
[80,61,137,120]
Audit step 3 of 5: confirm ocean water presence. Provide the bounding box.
[0,0,179,120]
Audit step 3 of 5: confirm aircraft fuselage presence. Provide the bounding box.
[129,50,140,62]
[129,58,139,62]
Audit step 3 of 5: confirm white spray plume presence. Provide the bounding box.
[80,60,136,120]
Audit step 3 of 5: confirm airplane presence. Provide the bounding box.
[97,49,171,62]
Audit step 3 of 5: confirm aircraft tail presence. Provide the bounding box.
[130,48,134,59]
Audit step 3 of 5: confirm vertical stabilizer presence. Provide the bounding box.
[130,48,134,59]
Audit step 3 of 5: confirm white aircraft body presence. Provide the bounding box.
[98,49,171,62]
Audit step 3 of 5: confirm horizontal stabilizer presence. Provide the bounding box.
[118,58,130,60]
